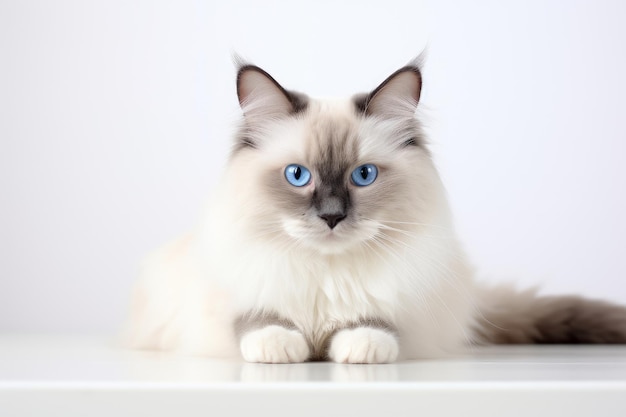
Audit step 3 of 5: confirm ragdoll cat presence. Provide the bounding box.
[126,59,626,363]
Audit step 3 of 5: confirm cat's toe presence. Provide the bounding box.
[328,327,398,364]
[240,325,310,363]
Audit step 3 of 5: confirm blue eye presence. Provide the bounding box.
[351,164,378,186]
[285,164,311,187]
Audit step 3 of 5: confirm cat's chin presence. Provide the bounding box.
[294,230,371,256]
[313,240,352,256]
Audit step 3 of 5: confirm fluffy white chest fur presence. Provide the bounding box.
[126,59,626,363]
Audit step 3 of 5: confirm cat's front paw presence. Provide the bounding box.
[240,325,310,363]
[328,327,399,364]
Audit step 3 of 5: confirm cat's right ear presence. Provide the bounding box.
[236,65,307,120]
[355,59,423,119]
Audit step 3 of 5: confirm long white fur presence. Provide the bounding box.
[124,93,483,361]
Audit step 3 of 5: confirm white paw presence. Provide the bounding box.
[240,325,310,363]
[328,327,399,364]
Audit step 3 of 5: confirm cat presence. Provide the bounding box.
[125,58,626,363]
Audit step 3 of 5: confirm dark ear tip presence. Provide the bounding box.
[236,65,269,103]
[236,65,277,87]
[402,52,426,87]
[408,50,427,71]
[236,65,260,85]
[232,53,265,93]
[396,65,422,82]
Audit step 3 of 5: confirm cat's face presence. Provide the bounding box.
[226,63,444,255]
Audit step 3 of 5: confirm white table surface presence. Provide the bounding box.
[0,335,625,416]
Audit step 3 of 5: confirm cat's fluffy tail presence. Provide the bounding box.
[473,285,626,344]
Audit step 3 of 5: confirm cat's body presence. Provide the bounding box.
[126,60,626,363]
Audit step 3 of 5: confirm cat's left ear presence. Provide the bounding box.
[356,64,422,119]
[236,65,307,120]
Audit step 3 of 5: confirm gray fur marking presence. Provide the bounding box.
[234,311,299,341]
[311,317,398,361]
[234,312,397,361]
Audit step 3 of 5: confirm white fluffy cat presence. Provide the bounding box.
[126,59,626,363]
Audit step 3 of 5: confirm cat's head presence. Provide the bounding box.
[225,60,447,255]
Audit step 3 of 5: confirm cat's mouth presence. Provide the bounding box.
[282,217,378,254]
[307,225,375,255]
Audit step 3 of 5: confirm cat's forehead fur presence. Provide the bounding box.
[299,100,360,169]
[243,96,422,169]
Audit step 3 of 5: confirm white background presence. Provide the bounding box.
[1,0,625,333]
